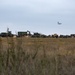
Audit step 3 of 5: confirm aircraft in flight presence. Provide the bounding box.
[57,22,62,25]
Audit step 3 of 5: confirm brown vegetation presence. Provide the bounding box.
[0,37,75,75]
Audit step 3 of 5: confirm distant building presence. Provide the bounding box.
[32,33,41,38]
[7,31,13,37]
[70,34,75,38]
[0,32,13,37]
[59,35,71,38]
[18,31,31,37]
[1,32,8,37]
[18,32,27,37]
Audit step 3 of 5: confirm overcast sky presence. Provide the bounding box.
[0,0,75,35]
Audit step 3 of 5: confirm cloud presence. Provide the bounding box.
[0,0,75,25]
[0,0,75,11]
[0,0,75,24]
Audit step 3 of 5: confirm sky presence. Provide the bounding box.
[0,0,75,35]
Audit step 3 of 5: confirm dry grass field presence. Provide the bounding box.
[0,37,75,75]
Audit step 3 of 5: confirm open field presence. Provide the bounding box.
[0,37,75,75]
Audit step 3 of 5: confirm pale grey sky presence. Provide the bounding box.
[0,0,75,35]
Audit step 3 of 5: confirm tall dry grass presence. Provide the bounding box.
[0,37,75,75]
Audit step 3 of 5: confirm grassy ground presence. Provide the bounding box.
[0,37,75,75]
